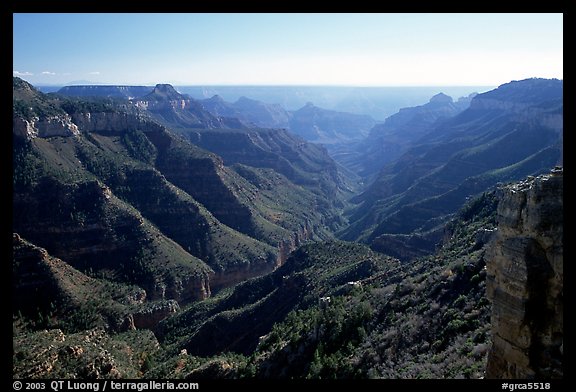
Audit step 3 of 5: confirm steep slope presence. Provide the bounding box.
[150,128,339,248]
[135,84,244,130]
[289,102,376,144]
[136,84,352,232]
[486,171,563,379]
[13,233,138,331]
[12,122,218,303]
[157,242,399,358]
[12,90,218,302]
[201,95,292,129]
[13,77,339,299]
[13,168,213,303]
[331,92,474,177]
[187,127,350,206]
[148,190,499,379]
[13,234,181,333]
[341,78,562,254]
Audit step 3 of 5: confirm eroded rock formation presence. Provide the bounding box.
[486,169,563,378]
[13,115,80,139]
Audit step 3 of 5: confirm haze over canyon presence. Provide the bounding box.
[12,75,562,380]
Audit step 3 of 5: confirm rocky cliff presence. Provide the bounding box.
[13,115,80,139]
[486,169,563,378]
[329,92,473,177]
[12,233,182,333]
[340,78,563,251]
[13,77,347,305]
[135,84,243,129]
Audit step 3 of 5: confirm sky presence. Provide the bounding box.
[13,13,563,86]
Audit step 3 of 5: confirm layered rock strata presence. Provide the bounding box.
[486,170,563,378]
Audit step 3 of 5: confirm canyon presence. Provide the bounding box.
[13,77,563,379]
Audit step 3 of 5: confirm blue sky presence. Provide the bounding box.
[13,13,563,86]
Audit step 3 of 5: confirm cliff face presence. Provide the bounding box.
[331,92,473,179]
[13,177,213,304]
[13,115,80,139]
[13,77,344,305]
[71,111,164,134]
[188,128,343,201]
[13,233,180,333]
[486,170,563,378]
[341,78,563,250]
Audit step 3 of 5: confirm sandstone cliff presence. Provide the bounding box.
[486,169,563,378]
[13,115,80,139]
[14,77,340,303]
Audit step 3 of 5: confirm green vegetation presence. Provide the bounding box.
[12,78,313,294]
[13,78,65,119]
[121,129,158,164]
[12,77,559,379]
[339,79,562,248]
[13,327,160,379]
[157,241,397,359]
[149,192,496,379]
[60,97,124,114]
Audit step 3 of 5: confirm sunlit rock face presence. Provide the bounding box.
[486,170,563,379]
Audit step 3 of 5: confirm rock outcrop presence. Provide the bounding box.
[14,77,346,304]
[338,91,471,178]
[486,170,563,378]
[131,300,180,330]
[341,78,563,249]
[13,176,213,305]
[13,327,159,379]
[71,111,164,134]
[13,115,80,139]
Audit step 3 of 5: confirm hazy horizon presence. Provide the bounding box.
[14,13,562,87]
[30,83,492,120]
[29,81,497,88]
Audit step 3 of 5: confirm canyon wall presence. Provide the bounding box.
[486,169,563,378]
